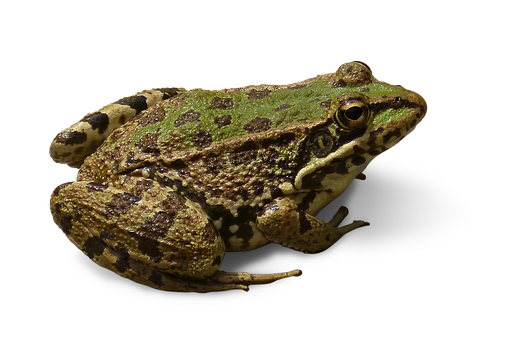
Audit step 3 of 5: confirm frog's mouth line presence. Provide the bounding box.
[294,138,366,191]
[294,104,425,191]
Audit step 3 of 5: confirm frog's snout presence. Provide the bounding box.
[405,89,427,125]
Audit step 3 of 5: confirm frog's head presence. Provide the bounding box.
[295,61,426,192]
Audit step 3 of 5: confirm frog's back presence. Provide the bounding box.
[49,62,375,169]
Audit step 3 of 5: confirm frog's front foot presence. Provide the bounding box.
[257,198,369,253]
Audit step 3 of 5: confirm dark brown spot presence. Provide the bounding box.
[252,181,264,195]
[383,129,401,144]
[158,193,187,215]
[334,125,368,150]
[269,186,283,199]
[247,89,270,99]
[211,96,234,110]
[214,115,232,127]
[328,158,348,175]
[100,231,114,240]
[212,255,222,266]
[73,147,85,155]
[86,182,109,192]
[154,87,183,100]
[115,95,148,113]
[106,192,141,215]
[243,117,272,133]
[351,155,366,166]
[239,189,249,201]
[125,152,142,167]
[353,145,365,154]
[232,206,257,246]
[192,130,213,149]
[148,271,164,287]
[114,256,130,273]
[136,133,160,154]
[233,139,259,153]
[134,234,163,261]
[277,132,296,145]
[142,212,175,239]
[55,130,87,146]
[84,236,106,259]
[301,172,326,190]
[201,153,224,175]
[168,159,187,169]
[175,109,201,127]
[368,148,384,156]
[233,139,260,153]
[298,213,312,234]
[298,190,316,212]
[82,112,109,134]
[57,213,73,235]
[199,202,261,250]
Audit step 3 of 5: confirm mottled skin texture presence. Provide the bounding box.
[50,62,426,292]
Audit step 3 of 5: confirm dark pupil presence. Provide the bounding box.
[345,106,364,120]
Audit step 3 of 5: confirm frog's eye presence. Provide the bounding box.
[335,100,371,130]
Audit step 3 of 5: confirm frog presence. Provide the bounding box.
[49,62,426,292]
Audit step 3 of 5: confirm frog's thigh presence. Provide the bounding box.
[50,181,227,290]
[256,197,368,253]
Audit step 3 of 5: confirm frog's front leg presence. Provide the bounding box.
[50,181,300,292]
[256,197,369,253]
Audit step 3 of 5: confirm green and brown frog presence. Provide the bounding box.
[49,62,426,292]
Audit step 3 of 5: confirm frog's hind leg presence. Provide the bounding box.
[208,269,302,291]
[50,180,300,292]
[65,231,300,292]
[50,180,229,292]
[49,87,184,168]
[75,233,252,292]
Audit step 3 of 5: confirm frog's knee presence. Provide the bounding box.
[168,208,226,278]
[49,88,185,168]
